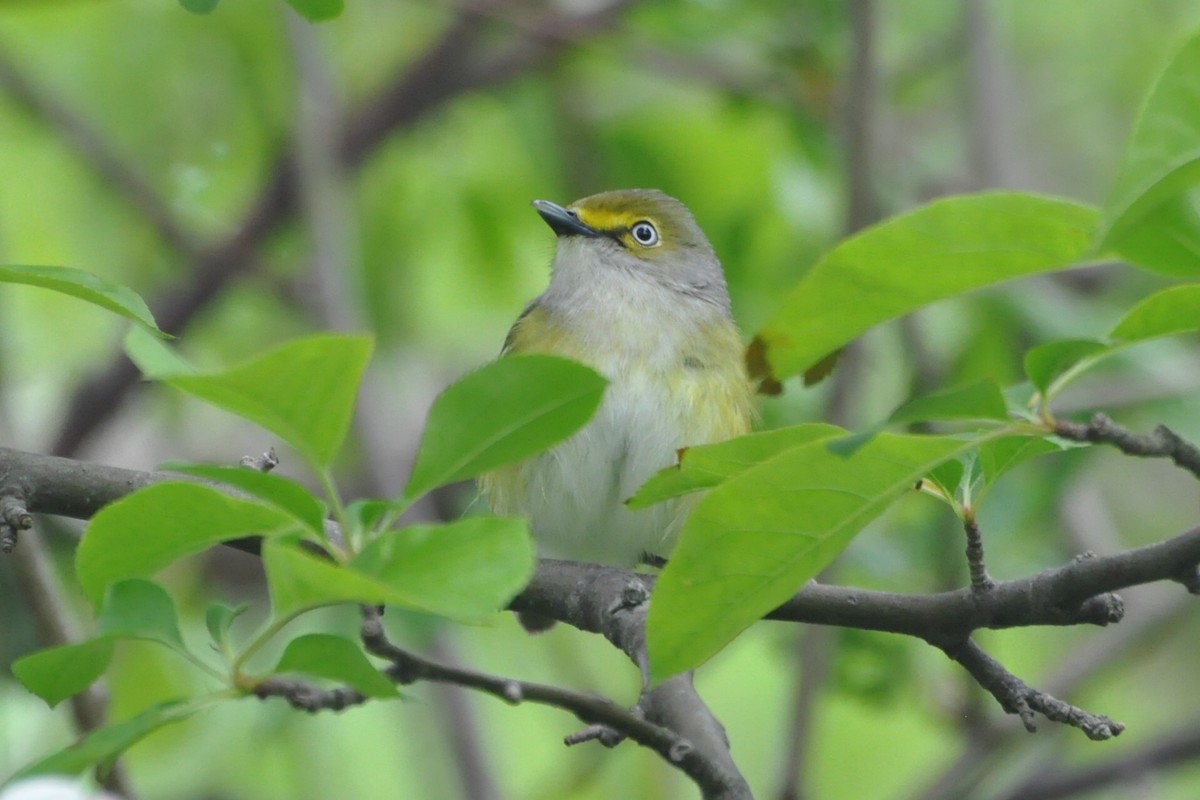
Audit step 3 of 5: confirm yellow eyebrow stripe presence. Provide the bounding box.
[575,207,649,233]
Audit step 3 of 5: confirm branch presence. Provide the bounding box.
[6,443,1194,643]
[943,639,1122,740]
[5,445,1200,744]
[1055,413,1200,480]
[254,602,746,799]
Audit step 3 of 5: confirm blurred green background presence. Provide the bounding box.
[3,1,1200,798]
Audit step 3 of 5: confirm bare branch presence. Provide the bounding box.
[1054,413,1200,480]
[942,639,1123,740]
[252,677,368,712]
[355,607,751,800]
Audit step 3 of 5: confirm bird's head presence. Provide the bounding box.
[534,189,730,312]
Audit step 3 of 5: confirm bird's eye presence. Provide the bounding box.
[630,221,659,246]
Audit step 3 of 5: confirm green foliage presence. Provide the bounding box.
[159,463,328,536]
[887,379,1009,426]
[167,335,374,471]
[750,194,1099,386]
[123,326,195,378]
[1097,31,1200,276]
[647,433,973,680]
[7,6,1200,794]
[15,700,201,780]
[1024,339,1109,395]
[13,580,200,709]
[349,517,535,620]
[178,0,220,14]
[12,638,116,709]
[262,519,533,621]
[0,264,163,334]
[178,0,344,21]
[205,602,248,655]
[14,330,593,776]
[403,354,607,502]
[285,0,344,23]
[271,634,399,698]
[1026,284,1200,401]
[76,482,296,606]
[628,423,844,508]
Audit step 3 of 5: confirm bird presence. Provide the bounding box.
[480,188,755,573]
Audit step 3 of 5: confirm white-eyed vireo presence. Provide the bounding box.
[481,189,756,570]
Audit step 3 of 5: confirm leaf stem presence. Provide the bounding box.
[231,610,304,675]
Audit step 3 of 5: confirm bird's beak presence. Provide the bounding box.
[533,199,600,238]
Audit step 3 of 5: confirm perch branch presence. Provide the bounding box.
[5,444,1200,745]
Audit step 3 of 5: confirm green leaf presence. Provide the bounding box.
[264,518,533,621]
[179,0,219,13]
[829,380,1009,458]
[343,498,403,535]
[1023,339,1108,394]
[627,424,844,508]
[206,602,248,650]
[11,639,116,708]
[404,355,607,500]
[749,194,1098,386]
[77,482,294,606]
[351,517,535,619]
[925,456,966,502]
[977,436,1063,498]
[647,432,970,681]
[167,334,373,469]
[286,0,344,22]
[271,634,398,698]
[1024,285,1200,399]
[0,264,163,334]
[889,379,1009,425]
[16,700,198,778]
[1097,32,1200,276]
[263,539,399,619]
[124,326,195,378]
[159,463,326,535]
[1109,284,1200,342]
[14,581,197,708]
[1107,193,1200,277]
[96,579,184,649]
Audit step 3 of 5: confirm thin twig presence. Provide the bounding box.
[943,639,1123,740]
[356,607,750,799]
[1054,413,1200,480]
[964,517,994,593]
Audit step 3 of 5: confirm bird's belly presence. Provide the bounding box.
[519,364,736,567]
[524,382,669,565]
